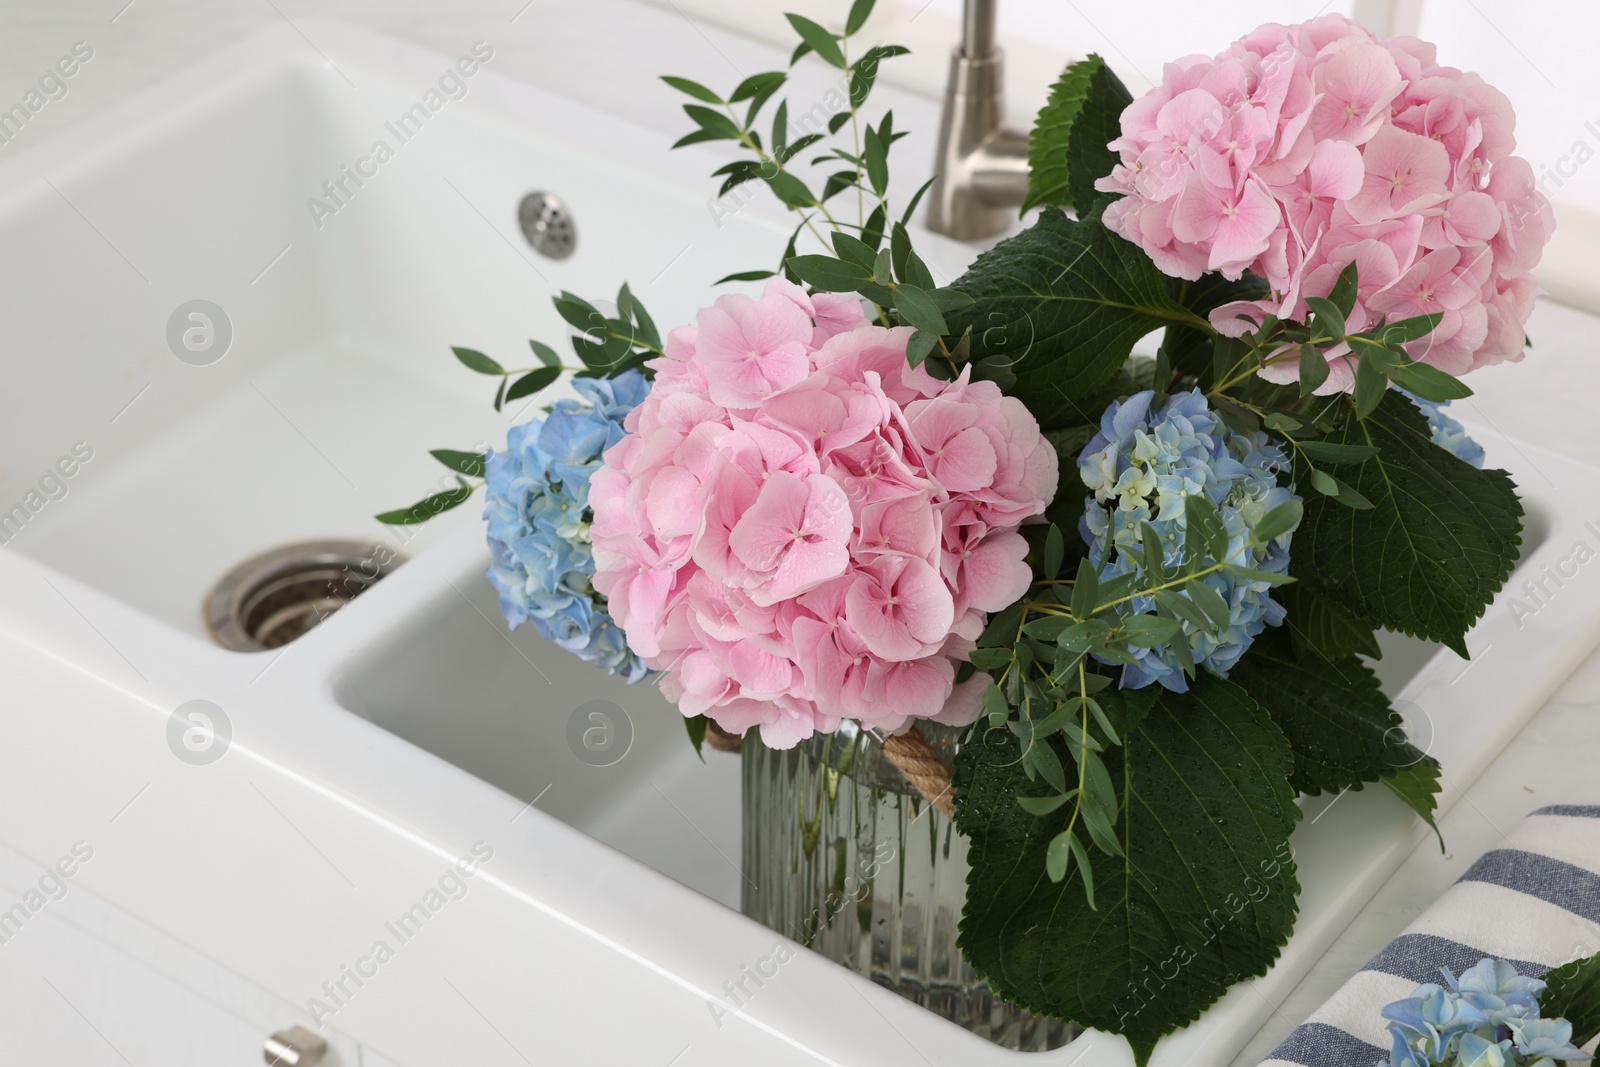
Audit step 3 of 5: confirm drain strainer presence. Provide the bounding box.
[517,191,576,259]
[205,540,404,653]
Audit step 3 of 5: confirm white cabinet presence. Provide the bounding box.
[0,839,378,1066]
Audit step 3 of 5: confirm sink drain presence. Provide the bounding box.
[517,191,576,259]
[205,540,404,653]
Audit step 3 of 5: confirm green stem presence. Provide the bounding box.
[1092,545,1250,615]
[723,103,835,248]
[601,329,664,357]
[842,36,865,230]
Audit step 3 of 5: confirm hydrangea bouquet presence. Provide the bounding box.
[382,5,1549,1062]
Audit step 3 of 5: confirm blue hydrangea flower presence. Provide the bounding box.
[483,369,652,682]
[1402,389,1485,468]
[1509,1018,1589,1063]
[1077,388,1298,692]
[1380,958,1592,1067]
[1448,959,1546,1028]
[1384,983,1493,1066]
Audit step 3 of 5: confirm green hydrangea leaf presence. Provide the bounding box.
[1229,629,1424,799]
[1382,758,1443,849]
[1276,584,1381,662]
[1022,54,1133,214]
[944,205,1207,429]
[1160,272,1270,382]
[954,674,1300,1065]
[1539,949,1600,1048]
[1292,392,1523,657]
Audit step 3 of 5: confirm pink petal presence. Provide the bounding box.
[858,493,938,561]
[764,539,849,605]
[740,291,815,353]
[728,471,809,572]
[868,658,952,721]
[645,466,703,540]
[929,671,990,727]
[1172,173,1226,244]
[1207,179,1281,272]
[1348,126,1450,224]
[728,639,793,698]
[928,425,998,492]
[892,557,957,645]
[1307,139,1364,200]
[957,531,1032,613]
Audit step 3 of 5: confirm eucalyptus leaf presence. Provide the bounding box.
[1152,589,1214,637]
[1329,261,1360,317]
[861,126,887,198]
[785,13,845,67]
[524,341,560,370]
[1254,499,1303,544]
[1119,615,1181,648]
[429,449,486,478]
[374,477,474,525]
[894,283,948,335]
[452,346,504,375]
[1304,296,1346,341]
[1070,557,1100,620]
[1184,579,1233,634]
[1388,359,1474,401]
[660,75,723,103]
[905,329,939,368]
[830,230,878,269]
[1298,344,1331,397]
[845,0,876,36]
[1044,524,1065,580]
[786,254,872,292]
[506,365,561,402]
[682,104,742,140]
[684,714,709,761]
[729,71,784,103]
[1353,350,1390,418]
[1019,793,1074,816]
[1380,311,1445,344]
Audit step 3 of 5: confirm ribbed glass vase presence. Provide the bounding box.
[740,720,1072,1052]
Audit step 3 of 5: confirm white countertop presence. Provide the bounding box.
[2,3,1598,1065]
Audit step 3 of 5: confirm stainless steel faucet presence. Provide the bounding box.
[925,0,1031,240]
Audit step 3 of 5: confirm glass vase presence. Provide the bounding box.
[740,720,1072,1052]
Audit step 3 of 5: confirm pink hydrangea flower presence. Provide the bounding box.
[590,279,1058,748]
[1095,14,1554,389]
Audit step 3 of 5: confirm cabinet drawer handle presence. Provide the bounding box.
[263,1025,327,1066]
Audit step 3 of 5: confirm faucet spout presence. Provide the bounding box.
[926,0,1031,240]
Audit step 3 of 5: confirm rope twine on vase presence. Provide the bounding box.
[702,720,957,820]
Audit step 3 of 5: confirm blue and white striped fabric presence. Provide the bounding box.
[1261,805,1600,1067]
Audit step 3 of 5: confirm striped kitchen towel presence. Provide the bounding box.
[1261,805,1600,1067]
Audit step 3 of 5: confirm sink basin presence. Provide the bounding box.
[335,572,745,911]
[0,16,1598,1067]
[0,28,789,640]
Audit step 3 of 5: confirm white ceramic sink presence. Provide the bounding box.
[1,17,1599,1067]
